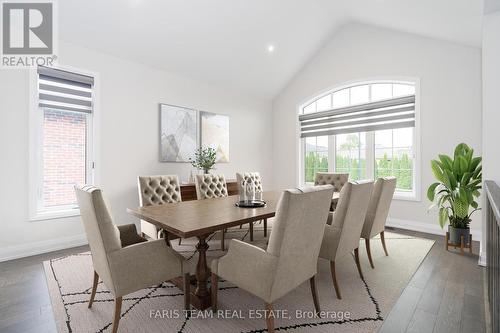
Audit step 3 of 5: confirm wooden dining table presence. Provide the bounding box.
[127,190,340,309]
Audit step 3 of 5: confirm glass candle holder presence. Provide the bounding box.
[255,190,263,201]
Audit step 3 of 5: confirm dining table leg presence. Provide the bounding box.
[192,234,211,310]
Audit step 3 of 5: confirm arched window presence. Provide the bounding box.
[299,80,419,199]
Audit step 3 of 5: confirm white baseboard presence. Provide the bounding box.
[386,217,483,242]
[0,234,88,263]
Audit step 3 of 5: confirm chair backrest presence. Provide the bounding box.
[194,174,228,200]
[331,181,374,260]
[266,185,334,301]
[236,172,263,194]
[362,177,397,238]
[314,172,349,192]
[75,185,121,293]
[137,175,182,206]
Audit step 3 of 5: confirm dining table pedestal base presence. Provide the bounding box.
[170,234,213,310]
[169,278,213,310]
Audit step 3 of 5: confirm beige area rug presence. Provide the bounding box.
[44,223,434,333]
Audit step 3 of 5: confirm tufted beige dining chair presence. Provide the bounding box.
[211,185,334,333]
[236,172,266,240]
[361,177,397,268]
[314,172,349,210]
[137,175,182,244]
[75,185,189,333]
[319,181,373,299]
[236,172,263,194]
[195,174,229,250]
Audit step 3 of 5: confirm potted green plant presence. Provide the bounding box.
[190,147,217,174]
[427,143,482,245]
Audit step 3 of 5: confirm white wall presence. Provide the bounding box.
[0,42,273,261]
[482,12,500,184]
[481,10,500,263]
[272,23,482,237]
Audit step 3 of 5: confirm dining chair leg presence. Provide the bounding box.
[249,222,254,242]
[365,238,375,269]
[309,275,321,317]
[263,218,267,237]
[265,302,275,333]
[112,296,122,333]
[354,248,365,281]
[88,270,99,308]
[380,231,389,256]
[163,235,171,247]
[183,273,191,312]
[329,261,341,299]
[221,230,225,251]
[211,273,218,312]
[178,238,182,246]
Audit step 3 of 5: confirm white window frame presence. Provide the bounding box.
[297,78,421,202]
[29,65,100,221]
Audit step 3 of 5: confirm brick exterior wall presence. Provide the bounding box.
[42,109,87,207]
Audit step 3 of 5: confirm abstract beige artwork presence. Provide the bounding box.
[200,111,230,162]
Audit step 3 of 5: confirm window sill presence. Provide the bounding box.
[30,208,81,222]
[393,192,420,202]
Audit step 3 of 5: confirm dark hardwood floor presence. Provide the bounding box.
[379,228,487,333]
[0,228,487,333]
[0,245,89,333]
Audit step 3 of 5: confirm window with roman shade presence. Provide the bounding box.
[31,66,95,220]
[38,66,94,113]
[299,81,419,200]
[299,95,415,138]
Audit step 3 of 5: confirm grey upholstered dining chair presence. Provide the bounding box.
[314,172,349,210]
[137,175,182,244]
[75,185,189,333]
[211,185,335,333]
[236,171,266,240]
[361,177,397,268]
[319,180,373,299]
[195,174,229,250]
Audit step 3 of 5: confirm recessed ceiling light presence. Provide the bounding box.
[267,45,275,53]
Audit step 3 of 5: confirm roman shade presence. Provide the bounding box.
[37,66,94,113]
[299,94,415,138]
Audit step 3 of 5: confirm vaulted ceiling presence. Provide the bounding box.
[58,0,483,100]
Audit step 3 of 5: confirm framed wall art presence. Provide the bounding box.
[200,111,230,163]
[160,104,198,162]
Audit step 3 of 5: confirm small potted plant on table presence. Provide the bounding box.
[427,143,482,253]
[190,146,217,174]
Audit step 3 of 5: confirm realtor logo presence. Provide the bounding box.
[1,1,56,67]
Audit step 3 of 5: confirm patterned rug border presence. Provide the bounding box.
[43,231,435,333]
